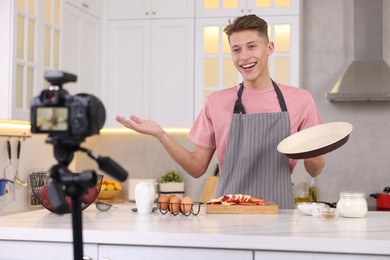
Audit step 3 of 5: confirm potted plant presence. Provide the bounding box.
[159,170,185,197]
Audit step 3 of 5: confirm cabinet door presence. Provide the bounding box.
[150,19,195,127]
[0,240,98,260]
[66,0,102,18]
[106,20,151,126]
[99,245,253,260]
[62,3,102,97]
[109,0,194,20]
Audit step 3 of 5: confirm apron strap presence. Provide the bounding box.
[233,80,288,114]
[272,80,288,112]
[233,83,246,114]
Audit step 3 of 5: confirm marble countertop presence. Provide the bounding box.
[0,203,389,255]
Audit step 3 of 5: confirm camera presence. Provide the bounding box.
[31,70,106,139]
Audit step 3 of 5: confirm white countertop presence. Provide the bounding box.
[0,203,389,255]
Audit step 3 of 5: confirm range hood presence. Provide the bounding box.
[326,0,390,101]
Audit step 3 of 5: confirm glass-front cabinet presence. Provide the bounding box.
[0,0,62,120]
[196,0,299,17]
[194,0,300,116]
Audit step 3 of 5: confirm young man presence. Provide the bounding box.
[116,15,324,209]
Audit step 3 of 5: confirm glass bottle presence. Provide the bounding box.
[309,177,318,202]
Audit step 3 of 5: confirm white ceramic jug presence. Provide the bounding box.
[135,182,155,214]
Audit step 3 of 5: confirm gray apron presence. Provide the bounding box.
[216,80,294,209]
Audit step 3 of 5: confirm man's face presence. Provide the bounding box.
[229,30,274,86]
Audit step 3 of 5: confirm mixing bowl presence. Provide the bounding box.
[30,171,103,213]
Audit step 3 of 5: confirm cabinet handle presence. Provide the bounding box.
[152,11,156,15]
[240,9,245,12]
[247,9,252,13]
[101,258,111,260]
[145,12,149,15]
[81,2,89,8]
[82,256,92,260]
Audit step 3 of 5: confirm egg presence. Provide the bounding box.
[169,196,181,214]
[181,196,193,214]
[158,195,170,210]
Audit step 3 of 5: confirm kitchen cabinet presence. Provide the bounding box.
[0,240,98,260]
[195,0,300,18]
[66,0,102,18]
[0,0,61,120]
[108,0,195,19]
[62,1,102,97]
[99,245,253,260]
[105,18,195,127]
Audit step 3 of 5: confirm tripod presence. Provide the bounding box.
[46,136,128,260]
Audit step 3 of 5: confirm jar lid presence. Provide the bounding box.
[339,191,365,197]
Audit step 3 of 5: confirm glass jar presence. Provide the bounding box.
[336,192,368,218]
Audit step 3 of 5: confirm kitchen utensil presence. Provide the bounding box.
[95,200,118,211]
[14,140,27,187]
[370,187,390,211]
[4,140,16,180]
[277,122,353,159]
[29,172,103,213]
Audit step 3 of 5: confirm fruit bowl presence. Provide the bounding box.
[29,171,103,213]
[97,179,122,200]
[97,189,120,199]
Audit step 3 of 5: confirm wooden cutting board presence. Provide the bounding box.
[205,202,278,214]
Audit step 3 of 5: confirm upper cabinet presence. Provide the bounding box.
[0,0,62,121]
[65,0,102,18]
[108,0,195,19]
[104,1,195,127]
[62,1,102,97]
[196,0,300,17]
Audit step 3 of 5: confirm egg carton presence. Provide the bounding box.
[157,202,203,216]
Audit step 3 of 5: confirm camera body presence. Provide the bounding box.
[31,70,106,139]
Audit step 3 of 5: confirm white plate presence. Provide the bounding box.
[277,122,353,159]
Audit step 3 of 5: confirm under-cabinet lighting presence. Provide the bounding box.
[100,128,190,135]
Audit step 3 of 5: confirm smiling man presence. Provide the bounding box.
[116,15,324,209]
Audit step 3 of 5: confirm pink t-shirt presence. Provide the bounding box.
[188,83,323,171]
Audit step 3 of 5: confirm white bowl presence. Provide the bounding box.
[296,202,327,216]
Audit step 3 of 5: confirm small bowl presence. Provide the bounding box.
[296,202,327,216]
[97,189,120,200]
[320,207,338,219]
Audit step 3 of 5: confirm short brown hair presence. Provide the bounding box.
[224,14,269,41]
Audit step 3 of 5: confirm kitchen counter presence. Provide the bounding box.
[0,204,390,259]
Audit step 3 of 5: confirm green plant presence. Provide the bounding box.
[160,170,183,183]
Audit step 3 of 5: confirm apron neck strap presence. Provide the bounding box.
[233,83,246,114]
[272,80,288,112]
[234,80,288,114]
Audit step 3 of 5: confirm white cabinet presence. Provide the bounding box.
[196,0,300,18]
[0,0,62,120]
[99,244,253,260]
[0,240,98,260]
[62,2,102,98]
[106,18,194,127]
[108,0,195,19]
[66,0,102,18]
